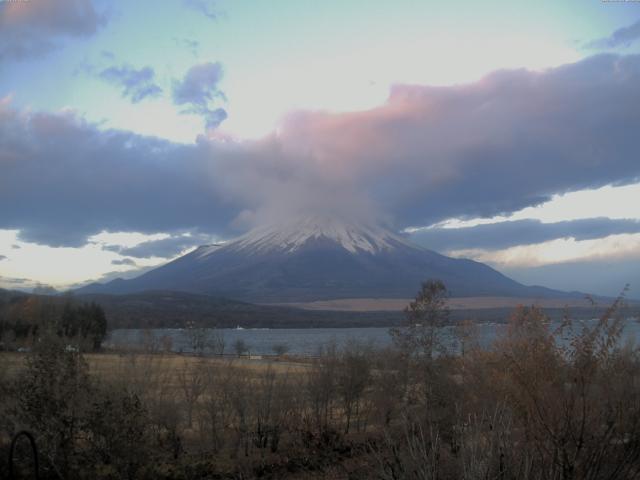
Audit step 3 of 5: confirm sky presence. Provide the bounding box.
[1,0,640,297]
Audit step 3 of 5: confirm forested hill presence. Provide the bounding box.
[2,288,633,331]
[0,289,107,350]
[74,290,402,329]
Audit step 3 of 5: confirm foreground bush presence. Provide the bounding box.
[0,286,638,479]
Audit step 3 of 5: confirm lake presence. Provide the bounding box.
[106,318,640,356]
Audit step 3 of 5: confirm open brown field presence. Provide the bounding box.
[0,351,311,382]
[268,296,607,312]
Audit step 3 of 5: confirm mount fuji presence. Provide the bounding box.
[78,216,567,302]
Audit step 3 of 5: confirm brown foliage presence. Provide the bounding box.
[1,286,640,479]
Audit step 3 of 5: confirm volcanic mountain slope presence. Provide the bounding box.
[78,216,568,302]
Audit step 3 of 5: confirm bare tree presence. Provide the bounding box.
[272,343,289,357]
[337,340,372,433]
[186,323,225,355]
[177,358,207,428]
[199,360,236,453]
[207,328,225,355]
[370,348,411,427]
[306,341,339,432]
[371,414,442,480]
[453,318,480,358]
[228,367,252,458]
[233,338,249,356]
[390,279,450,359]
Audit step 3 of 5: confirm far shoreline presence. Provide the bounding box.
[264,296,632,312]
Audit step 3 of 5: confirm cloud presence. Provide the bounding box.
[100,50,115,60]
[266,53,640,230]
[109,233,215,259]
[0,0,107,62]
[449,233,640,269]
[0,103,241,247]
[183,0,219,20]
[2,54,640,249]
[410,218,640,253]
[0,255,6,261]
[0,275,31,288]
[99,64,163,103]
[173,62,227,129]
[111,258,136,266]
[174,37,200,56]
[585,19,640,50]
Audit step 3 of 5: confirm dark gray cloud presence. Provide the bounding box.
[173,62,227,129]
[108,233,215,259]
[0,276,29,286]
[2,54,640,249]
[0,0,107,62]
[0,106,241,247]
[99,64,162,103]
[183,0,219,20]
[0,255,7,261]
[111,258,137,266]
[410,218,640,253]
[585,19,640,50]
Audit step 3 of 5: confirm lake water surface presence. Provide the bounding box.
[106,318,640,356]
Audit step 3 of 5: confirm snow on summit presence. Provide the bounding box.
[200,216,417,256]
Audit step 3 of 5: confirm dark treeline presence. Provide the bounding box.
[74,290,627,329]
[0,293,107,351]
[77,290,404,329]
[0,288,628,332]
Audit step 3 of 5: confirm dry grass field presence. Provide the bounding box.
[1,351,311,385]
[268,296,605,311]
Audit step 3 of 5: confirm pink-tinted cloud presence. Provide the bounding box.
[0,0,106,61]
[261,54,640,229]
[1,54,640,248]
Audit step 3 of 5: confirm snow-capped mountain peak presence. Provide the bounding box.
[77,214,566,302]
[199,216,416,257]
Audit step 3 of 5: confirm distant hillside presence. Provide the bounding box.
[0,288,27,300]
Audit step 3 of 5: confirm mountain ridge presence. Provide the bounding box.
[77,217,575,302]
